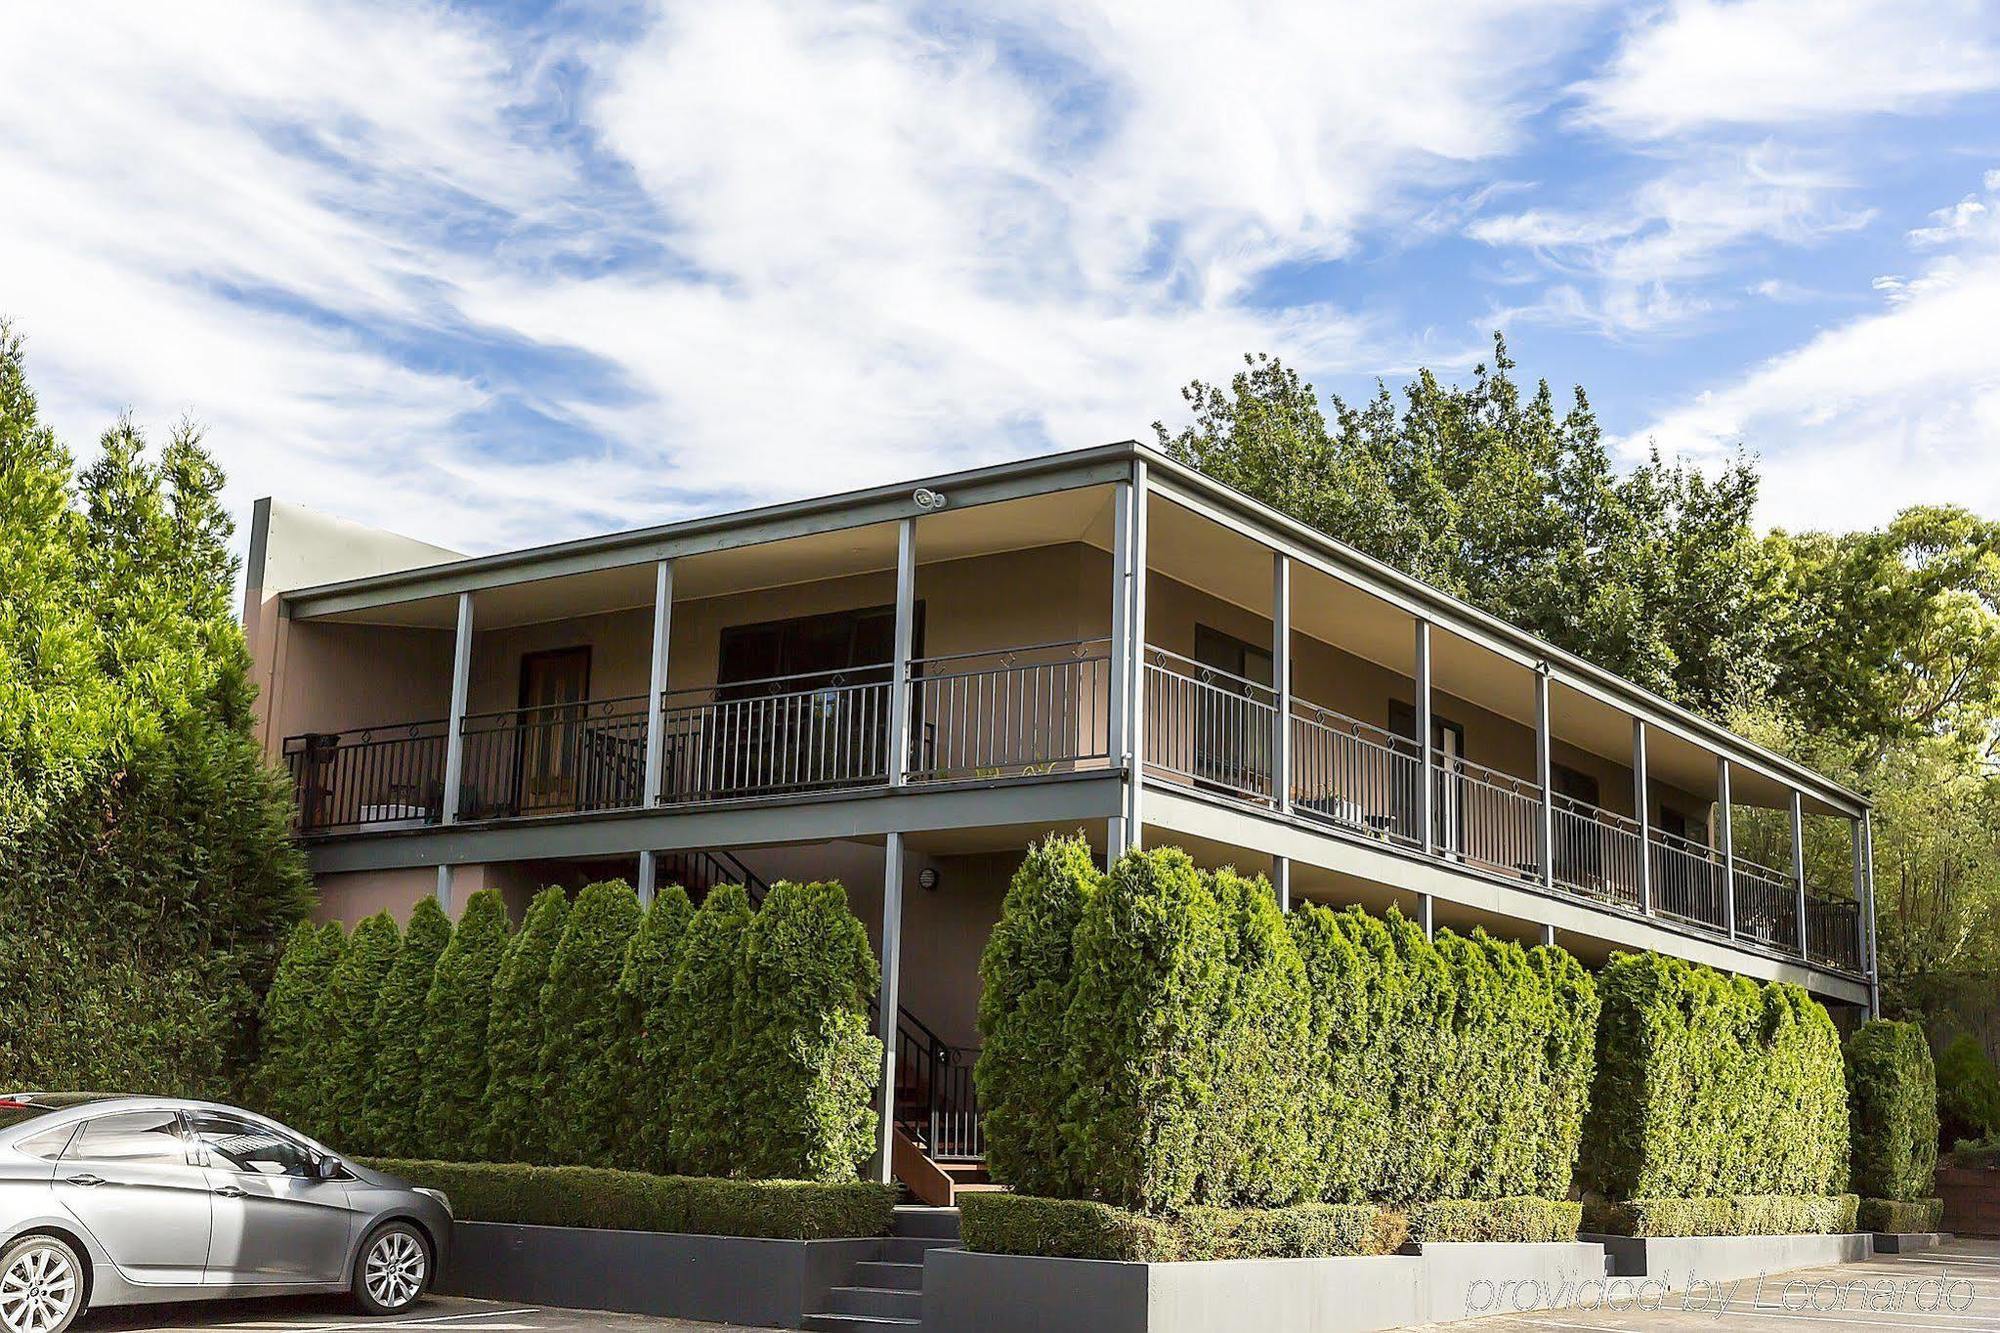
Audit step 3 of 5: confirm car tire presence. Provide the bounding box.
[0,1233,86,1333]
[351,1220,430,1317]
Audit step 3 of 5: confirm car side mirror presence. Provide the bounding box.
[314,1155,342,1181]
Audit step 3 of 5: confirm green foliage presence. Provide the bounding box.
[416,890,512,1159]
[1059,846,1228,1213]
[360,897,451,1157]
[659,883,754,1177]
[1404,1198,1583,1244]
[1936,1033,2000,1145]
[1845,1020,1939,1203]
[1584,1195,1861,1238]
[1581,953,1849,1201]
[483,887,568,1163]
[252,921,345,1129]
[959,1193,1404,1261]
[317,912,400,1148]
[734,879,882,1182]
[0,326,311,1096]
[620,884,694,1174]
[538,880,642,1167]
[1857,1197,1944,1234]
[975,833,1100,1198]
[359,1158,895,1240]
[1157,340,1773,715]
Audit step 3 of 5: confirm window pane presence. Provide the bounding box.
[16,1124,78,1160]
[188,1111,314,1176]
[65,1111,187,1165]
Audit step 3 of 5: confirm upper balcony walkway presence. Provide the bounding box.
[282,633,1863,977]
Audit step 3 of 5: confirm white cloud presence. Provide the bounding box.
[1623,170,2000,530]
[1576,0,2000,139]
[0,0,1597,555]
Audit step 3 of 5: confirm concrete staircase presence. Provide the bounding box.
[802,1206,959,1332]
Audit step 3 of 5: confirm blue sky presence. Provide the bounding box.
[5,0,2000,554]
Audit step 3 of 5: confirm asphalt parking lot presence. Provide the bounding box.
[1416,1238,2000,1333]
[77,1296,780,1333]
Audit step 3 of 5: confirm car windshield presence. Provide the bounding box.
[0,1093,121,1132]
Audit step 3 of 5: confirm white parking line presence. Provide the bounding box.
[193,1306,542,1333]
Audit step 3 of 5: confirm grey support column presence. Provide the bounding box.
[1791,790,1809,959]
[435,590,474,912]
[1415,619,1434,855]
[1535,665,1553,890]
[1718,757,1736,939]
[1273,553,1292,813]
[1108,479,1133,856]
[1417,893,1434,940]
[1541,924,1556,949]
[875,832,906,1184]
[1862,810,1880,1017]
[1126,463,1149,845]
[637,559,674,908]
[1632,718,1651,914]
[1273,855,1290,912]
[888,518,917,787]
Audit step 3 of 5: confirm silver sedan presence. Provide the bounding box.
[0,1094,453,1333]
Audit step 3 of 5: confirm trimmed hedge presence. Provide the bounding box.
[620,885,694,1175]
[1936,1033,2000,1146]
[482,887,568,1164]
[319,912,399,1150]
[1845,1019,1939,1203]
[252,920,344,1133]
[1857,1197,1945,1234]
[358,1158,895,1240]
[1583,1194,1861,1238]
[960,1191,1405,1262]
[660,883,755,1177]
[976,834,1099,1199]
[1579,953,1847,1201]
[539,880,642,1166]
[360,896,450,1157]
[1405,1197,1582,1244]
[416,890,511,1157]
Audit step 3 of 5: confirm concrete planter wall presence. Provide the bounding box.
[921,1243,1611,1333]
[1938,1167,2000,1238]
[438,1220,881,1329]
[1579,1232,1873,1283]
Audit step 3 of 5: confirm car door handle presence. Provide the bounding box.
[63,1173,104,1187]
[213,1184,247,1198]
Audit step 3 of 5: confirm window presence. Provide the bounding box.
[186,1111,316,1177]
[15,1124,78,1160]
[64,1110,189,1165]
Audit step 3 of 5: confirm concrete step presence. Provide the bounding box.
[826,1286,923,1319]
[892,1205,962,1240]
[875,1235,958,1263]
[802,1315,921,1332]
[851,1260,924,1292]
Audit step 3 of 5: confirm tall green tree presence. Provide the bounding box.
[317,912,399,1147]
[483,887,568,1163]
[661,884,754,1176]
[538,879,642,1167]
[360,897,451,1156]
[620,884,695,1173]
[417,890,512,1160]
[252,920,345,1128]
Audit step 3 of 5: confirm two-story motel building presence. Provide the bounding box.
[244,441,1879,1194]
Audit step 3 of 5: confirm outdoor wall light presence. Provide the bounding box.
[913,487,948,511]
[917,866,940,891]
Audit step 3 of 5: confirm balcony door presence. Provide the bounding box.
[1388,700,1465,852]
[1551,763,1602,890]
[517,647,591,813]
[1192,626,1274,795]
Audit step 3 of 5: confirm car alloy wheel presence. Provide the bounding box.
[0,1238,80,1333]
[363,1227,426,1312]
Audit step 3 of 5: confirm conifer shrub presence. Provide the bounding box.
[359,896,450,1157]
[975,833,1100,1198]
[620,884,695,1174]
[252,920,344,1130]
[317,912,399,1149]
[661,883,755,1176]
[538,880,642,1167]
[483,886,568,1164]
[1059,846,1228,1213]
[1846,1019,1939,1205]
[1936,1033,2000,1146]
[416,889,512,1160]
[1580,952,1848,1201]
[735,879,881,1182]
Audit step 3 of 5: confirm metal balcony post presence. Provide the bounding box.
[1791,790,1808,959]
[636,559,673,906]
[1632,718,1651,914]
[1535,665,1553,890]
[436,590,474,911]
[1862,809,1880,1017]
[889,518,916,787]
[1718,757,1736,939]
[1126,463,1149,847]
[1273,552,1291,813]
[1108,479,1132,855]
[1415,619,1434,855]
[874,831,906,1184]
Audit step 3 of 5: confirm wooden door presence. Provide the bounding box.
[518,647,591,812]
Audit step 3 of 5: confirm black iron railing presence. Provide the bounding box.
[906,639,1111,783]
[283,720,448,833]
[658,666,892,803]
[457,695,650,820]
